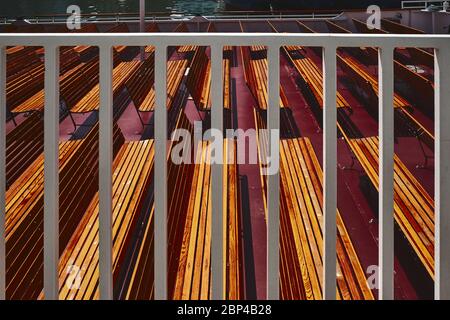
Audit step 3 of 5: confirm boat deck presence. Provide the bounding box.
[1,16,437,300]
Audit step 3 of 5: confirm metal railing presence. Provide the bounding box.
[401,0,447,9]
[0,32,449,300]
[0,12,341,25]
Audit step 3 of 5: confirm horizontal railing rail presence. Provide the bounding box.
[401,0,447,9]
[0,32,449,300]
[0,12,342,25]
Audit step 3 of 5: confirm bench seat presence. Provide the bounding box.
[5,123,124,299]
[57,139,154,300]
[70,61,141,113]
[241,46,289,110]
[342,134,434,278]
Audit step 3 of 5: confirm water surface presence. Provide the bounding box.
[0,0,223,17]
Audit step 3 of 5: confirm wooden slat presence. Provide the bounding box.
[240,46,288,110]
[70,61,140,113]
[339,125,435,278]
[254,109,373,300]
[5,123,124,299]
[281,46,348,109]
[57,139,154,300]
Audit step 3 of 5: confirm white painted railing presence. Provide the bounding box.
[0,12,340,25]
[401,0,447,9]
[0,33,449,300]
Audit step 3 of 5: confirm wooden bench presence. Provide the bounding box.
[279,137,374,300]
[6,46,29,55]
[60,48,82,74]
[352,17,388,35]
[338,125,434,279]
[326,20,435,105]
[280,27,431,157]
[223,46,233,110]
[106,24,130,57]
[294,21,323,56]
[185,47,211,110]
[69,60,141,114]
[125,51,155,124]
[165,59,190,111]
[407,47,434,69]
[70,24,129,59]
[253,109,373,300]
[381,18,424,34]
[338,54,435,151]
[57,138,154,300]
[172,140,214,299]
[60,60,100,128]
[125,105,244,300]
[352,18,434,68]
[7,47,82,115]
[6,65,45,115]
[185,46,232,111]
[71,24,100,58]
[338,54,409,108]
[267,20,348,111]
[55,105,243,300]
[126,51,189,126]
[394,60,435,107]
[325,20,380,64]
[5,113,43,188]
[10,61,88,114]
[284,47,349,110]
[125,107,194,300]
[5,122,125,299]
[171,22,198,55]
[172,138,242,300]
[241,46,289,110]
[267,22,351,134]
[125,110,243,300]
[6,46,42,77]
[222,139,242,299]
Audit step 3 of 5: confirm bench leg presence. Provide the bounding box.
[339,137,357,170]
[68,112,77,132]
[135,108,147,131]
[415,135,433,169]
[10,113,17,126]
[68,112,95,135]
[347,106,354,116]
[6,106,17,126]
[339,155,356,170]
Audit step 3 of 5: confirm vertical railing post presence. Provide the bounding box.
[44,45,60,300]
[211,45,224,300]
[378,46,394,300]
[99,45,113,300]
[139,0,145,61]
[154,44,167,300]
[322,45,337,300]
[434,44,450,300]
[267,45,280,300]
[0,46,5,300]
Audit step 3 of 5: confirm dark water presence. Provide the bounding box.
[0,0,403,18]
[0,0,223,17]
